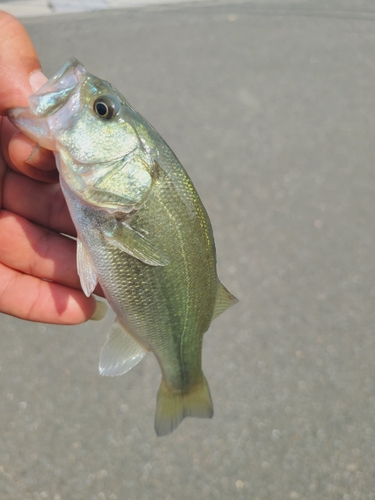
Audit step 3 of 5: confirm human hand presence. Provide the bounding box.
[0,12,105,324]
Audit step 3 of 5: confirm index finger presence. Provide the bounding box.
[0,12,55,183]
[0,11,41,114]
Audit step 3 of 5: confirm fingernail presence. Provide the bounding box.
[25,143,55,170]
[25,144,41,164]
[90,300,108,321]
[29,69,48,92]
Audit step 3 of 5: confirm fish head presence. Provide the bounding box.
[8,57,141,169]
[8,59,153,210]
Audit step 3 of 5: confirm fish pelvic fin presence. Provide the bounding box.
[154,375,213,437]
[77,238,98,297]
[212,282,238,321]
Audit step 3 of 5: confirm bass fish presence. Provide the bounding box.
[9,59,237,436]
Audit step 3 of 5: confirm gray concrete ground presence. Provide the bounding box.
[0,0,210,17]
[1,1,375,499]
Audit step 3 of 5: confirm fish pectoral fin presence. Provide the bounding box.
[77,238,98,297]
[154,376,213,437]
[103,221,170,267]
[212,282,238,321]
[99,317,148,376]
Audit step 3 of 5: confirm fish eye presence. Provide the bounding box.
[93,96,118,119]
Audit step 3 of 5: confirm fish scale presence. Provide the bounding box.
[75,166,217,389]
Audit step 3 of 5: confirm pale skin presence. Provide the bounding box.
[0,11,104,324]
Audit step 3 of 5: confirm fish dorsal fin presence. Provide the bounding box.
[99,317,148,376]
[212,282,238,320]
[77,238,98,297]
[103,220,170,267]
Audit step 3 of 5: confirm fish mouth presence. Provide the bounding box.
[8,58,87,149]
[28,57,86,117]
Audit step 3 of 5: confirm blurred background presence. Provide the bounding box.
[1,1,375,499]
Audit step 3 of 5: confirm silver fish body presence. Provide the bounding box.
[9,59,237,436]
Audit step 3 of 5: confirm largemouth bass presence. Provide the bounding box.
[8,59,237,436]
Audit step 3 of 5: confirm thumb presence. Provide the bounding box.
[0,11,46,115]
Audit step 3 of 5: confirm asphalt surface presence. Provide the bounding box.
[1,1,375,499]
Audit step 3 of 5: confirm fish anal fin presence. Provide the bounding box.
[212,282,238,320]
[154,375,213,437]
[99,317,148,376]
[103,221,170,267]
[77,238,98,297]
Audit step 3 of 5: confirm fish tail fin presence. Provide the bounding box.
[154,375,213,437]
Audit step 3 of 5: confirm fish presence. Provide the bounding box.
[8,58,238,436]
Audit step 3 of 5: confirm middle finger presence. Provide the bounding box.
[0,210,104,297]
[2,117,57,182]
[3,169,76,236]
[1,210,80,290]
